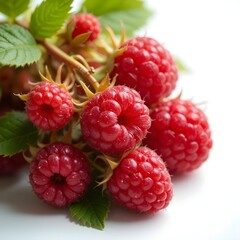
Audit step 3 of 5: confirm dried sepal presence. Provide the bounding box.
[78,80,95,100]
[55,64,64,84]
[97,74,116,93]
[14,93,29,101]
[119,21,126,46]
[105,26,119,50]
[96,144,140,189]
[96,154,120,189]
[70,32,91,46]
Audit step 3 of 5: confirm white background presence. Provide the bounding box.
[1,0,240,239]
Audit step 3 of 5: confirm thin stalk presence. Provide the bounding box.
[39,40,100,90]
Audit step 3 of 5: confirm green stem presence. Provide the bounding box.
[39,40,99,90]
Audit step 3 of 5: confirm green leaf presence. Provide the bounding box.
[0,24,41,67]
[80,0,152,36]
[69,185,110,230]
[30,0,73,40]
[175,57,189,72]
[0,0,30,19]
[100,8,152,36]
[80,0,143,15]
[0,111,38,156]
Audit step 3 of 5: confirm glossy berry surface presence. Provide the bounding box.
[144,98,213,174]
[80,86,151,156]
[108,147,173,213]
[111,37,178,106]
[26,82,74,131]
[0,153,25,175]
[29,142,91,207]
[68,13,101,42]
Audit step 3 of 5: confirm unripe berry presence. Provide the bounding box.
[67,13,101,42]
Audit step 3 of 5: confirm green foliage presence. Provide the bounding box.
[80,0,152,36]
[69,185,110,230]
[0,111,38,156]
[175,57,189,72]
[30,0,73,40]
[0,0,30,19]
[0,24,41,67]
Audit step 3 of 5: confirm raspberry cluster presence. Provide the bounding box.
[0,10,212,226]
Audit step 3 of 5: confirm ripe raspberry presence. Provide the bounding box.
[68,13,101,42]
[26,82,74,131]
[144,98,213,174]
[80,86,151,156]
[110,37,178,106]
[0,153,25,175]
[108,147,173,214]
[29,142,91,207]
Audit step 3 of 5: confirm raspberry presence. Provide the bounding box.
[0,153,25,175]
[144,98,213,174]
[80,86,151,156]
[110,37,178,106]
[29,142,91,207]
[26,82,74,131]
[68,13,101,42]
[108,147,173,214]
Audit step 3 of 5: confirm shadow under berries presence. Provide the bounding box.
[0,184,66,215]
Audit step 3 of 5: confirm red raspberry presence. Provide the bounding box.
[29,142,91,207]
[68,13,101,42]
[108,147,173,214]
[110,37,178,106]
[144,98,213,174]
[0,153,25,175]
[26,82,74,131]
[80,86,151,156]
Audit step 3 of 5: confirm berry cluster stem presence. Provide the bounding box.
[40,40,100,90]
